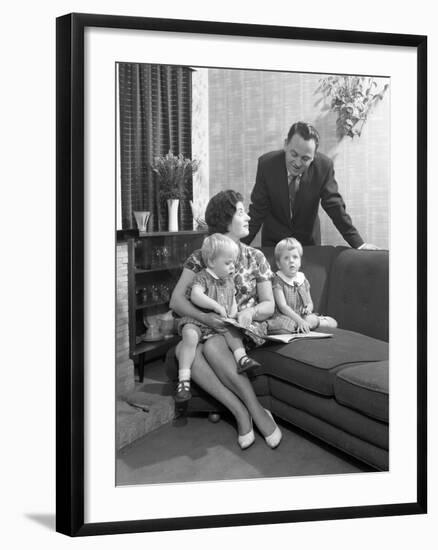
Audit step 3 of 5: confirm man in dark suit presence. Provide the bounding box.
[241,121,378,249]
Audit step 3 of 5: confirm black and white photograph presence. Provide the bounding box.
[3,0,436,547]
[53,11,427,538]
[115,63,391,487]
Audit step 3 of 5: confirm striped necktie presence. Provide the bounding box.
[288,173,300,219]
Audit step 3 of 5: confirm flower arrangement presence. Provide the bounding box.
[151,150,200,201]
[316,76,389,139]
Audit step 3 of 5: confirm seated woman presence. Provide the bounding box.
[170,189,282,450]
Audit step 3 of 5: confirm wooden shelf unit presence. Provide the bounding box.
[127,230,207,382]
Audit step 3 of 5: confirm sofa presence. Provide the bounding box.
[166,245,389,470]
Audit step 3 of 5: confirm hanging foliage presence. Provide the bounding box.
[316,76,389,139]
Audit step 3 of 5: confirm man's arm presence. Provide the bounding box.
[241,158,271,245]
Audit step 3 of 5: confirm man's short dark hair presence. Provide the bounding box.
[286,121,320,151]
[205,189,244,235]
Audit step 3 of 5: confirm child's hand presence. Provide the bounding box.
[301,305,313,315]
[237,308,254,328]
[296,318,311,333]
[203,312,227,332]
[215,305,228,318]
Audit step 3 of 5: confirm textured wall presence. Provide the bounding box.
[191,68,210,226]
[207,69,390,248]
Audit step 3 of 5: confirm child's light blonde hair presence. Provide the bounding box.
[201,233,240,266]
[274,237,303,263]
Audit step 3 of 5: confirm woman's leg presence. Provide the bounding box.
[175,341,252,436]
[203,335,277,438]
[222,327,246,359]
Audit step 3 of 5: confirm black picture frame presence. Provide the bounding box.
[56,12,427,537]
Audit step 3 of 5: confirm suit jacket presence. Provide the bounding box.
[241,149,364,248]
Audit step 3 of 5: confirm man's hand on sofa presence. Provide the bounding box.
[358,243,380,250]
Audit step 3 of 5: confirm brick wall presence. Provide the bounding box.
[116,241,135,397]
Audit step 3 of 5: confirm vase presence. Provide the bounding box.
[133,210,150,236]
[167,199,179,232]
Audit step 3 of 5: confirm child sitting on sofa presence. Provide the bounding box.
[271,237,338,334]
[174,233,261,403]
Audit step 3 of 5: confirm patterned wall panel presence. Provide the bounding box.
[191,68,210,226]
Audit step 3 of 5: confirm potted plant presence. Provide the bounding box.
[151,151,200,232]
[316,76,389,139]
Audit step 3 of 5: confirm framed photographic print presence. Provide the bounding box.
[56,13,427,536]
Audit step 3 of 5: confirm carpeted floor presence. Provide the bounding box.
[116,413,372,486]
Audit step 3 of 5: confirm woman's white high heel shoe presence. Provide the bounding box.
[264,409,282,449]
[238,419,255,450]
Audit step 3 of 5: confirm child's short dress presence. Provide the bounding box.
[177,269,236,341]
[180,243,273,347]
[267,271,313,333]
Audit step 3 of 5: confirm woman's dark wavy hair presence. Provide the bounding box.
[205,189,243,235]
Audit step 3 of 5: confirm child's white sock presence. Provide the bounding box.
[233,348,246,363]
[178,368,191,382]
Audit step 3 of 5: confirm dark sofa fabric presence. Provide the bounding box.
[272,398,388,470]
[270,379,388,450]
[165,246,389,470]
[327,249,389,341]
[252,328,387,396]
[334,361,389,422]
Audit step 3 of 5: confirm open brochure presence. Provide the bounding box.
[259,331,333,343]
[223,317,333,343]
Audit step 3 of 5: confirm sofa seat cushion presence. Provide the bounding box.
[252,328,388,397]
[334,361,389,422]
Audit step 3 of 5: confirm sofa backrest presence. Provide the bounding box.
[260,245,342,314]
[260,245,389,342]
[327,249,389,342]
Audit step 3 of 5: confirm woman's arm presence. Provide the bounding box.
[253,280,275,320]
[236,280,275,326]
[170,269,227,331]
